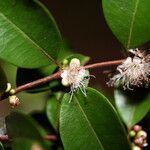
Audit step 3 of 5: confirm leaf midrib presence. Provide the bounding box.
[128,105,136,128]
[75,96,104,150]
[127,0,140,48]
[0,12,55,64]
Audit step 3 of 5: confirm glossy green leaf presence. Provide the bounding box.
[115,89,150,128]
[60,88,131,150]
[0,65,7,94]
[0,0,62,68]
[16,64,56,93]
[6,111,48,149]
[46,93,63,130]
[0,143,4,150]
[103,0,150,48]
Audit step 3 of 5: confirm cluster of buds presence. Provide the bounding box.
[61,58,89,102]
[5,83,20,108]
[129,125,148,150]
[108,48,150,90]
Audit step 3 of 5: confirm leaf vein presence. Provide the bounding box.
[75,96,104,150]
[127,0,140,48]
[0,12,56,65]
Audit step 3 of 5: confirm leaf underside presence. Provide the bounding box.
[115,88,150,128]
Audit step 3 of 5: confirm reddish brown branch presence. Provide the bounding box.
[15,71,61,94]
[44,135,58,141]
[84,59,124,69]
[0,135,58,142]
[0,59,124,101]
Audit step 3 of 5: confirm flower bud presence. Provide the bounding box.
[134,137,143,146]
[5,83,11,93]
[9,95,20,108]
[132,145,141,150]
[129,130,136,138]
[136,130,147,138]
[63,59,69,65]
[61,78,69,87]
[70,58,80,67]
[133,125,142,133]
[9,89,15,95]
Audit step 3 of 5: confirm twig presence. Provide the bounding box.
[15,71,61,94]
[0,59,124,101]
[44,135,58,141]
[0,135,58,142]
[84,59,123,69]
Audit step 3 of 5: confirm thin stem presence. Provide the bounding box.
[0,59,124,101]
[15,71,61,94]
[0,135,58,142]
[84,59,124,69]
[44,135,58,141]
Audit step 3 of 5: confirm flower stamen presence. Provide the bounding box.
[108,49,150,90]
[61,58,89,102]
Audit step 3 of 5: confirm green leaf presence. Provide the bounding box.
[0,0,63,68]
[0,65,7,94]
[6,111,48,149]
[46,93,63,130]
[60,88,131,150]
[12,138,45,150]
[46,96,60,130]
[0,143,4,150]
[103,0,150,48]
[57,43,73,62]
[16,64,57,93]
[145,112,150,135]
[114,88,150,128]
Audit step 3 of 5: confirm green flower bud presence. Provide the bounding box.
[129,130,136,137]
[5,83,11,93]
[9,89,15,95]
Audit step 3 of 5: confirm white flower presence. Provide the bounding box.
[108,49,150,90]
[61,58,89,102]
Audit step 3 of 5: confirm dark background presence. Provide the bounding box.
[41,0,123,95]
[0,0,124,119]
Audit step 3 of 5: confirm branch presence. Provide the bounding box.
[44,135,58,141]
[0,135,58,142]
[16,71,61,94]
[0,59,124,101]
[84,59,123,69]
